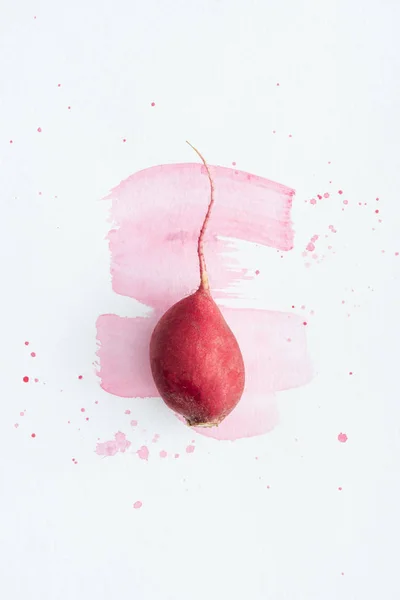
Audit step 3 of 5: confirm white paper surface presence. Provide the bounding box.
[1,1,399,599]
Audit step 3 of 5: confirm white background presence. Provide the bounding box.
[1,1,400,598]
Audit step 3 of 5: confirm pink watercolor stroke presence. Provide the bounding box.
[96,162,313,441]
[95,431,131,457]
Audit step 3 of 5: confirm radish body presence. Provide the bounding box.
[149,143,245,427]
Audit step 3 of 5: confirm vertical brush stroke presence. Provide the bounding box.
[96,163,312,440]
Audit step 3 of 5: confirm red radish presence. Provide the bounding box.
[149,142,245,427]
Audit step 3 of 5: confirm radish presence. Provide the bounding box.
[149,142,245,427]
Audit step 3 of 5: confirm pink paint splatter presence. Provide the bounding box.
[338,433,348,443]
[95,431,131,457]
[96,163,313,440]
[186,445,195,453]
[78,375,83,380]
[23,376,29,383]
[137,445,149,461]
[133,501,143,509]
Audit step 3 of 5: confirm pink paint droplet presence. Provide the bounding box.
[255,269,260,275]
[31,433,36,438]
[272,130,276,134]
[349,372,353,376]
[130,419,138,427]
[159,450,167,458]
[151,102,155,107]
[137,445,149,461]
[343,200,348,205]
[303,322,307,326]
[80,408,85,412]
[395,252,399,256]
[122,138,127,143]
[124,409,131,415]
[338,433,348,443]
[30,352,36,357]
[20,412,24,417]
[375,209,379,214]
[34,378,39,383]
[24,341,29,346]
[23,376,29,383]
[78,375,83,380]
[338,190,343,195]
[310,198,316,205]
[133,501,142,509]
[57,83,61,87]
[186,445,195,453]
[232,161,236,166]
[95,432,131,457]
[338,487,343,491]
[37,127,42,133]
[9,140,13,144]
[174,453,180,459]
[276,83,280,86]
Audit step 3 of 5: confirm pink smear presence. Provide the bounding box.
[137,445,149,461]
[96,163,313,440]
[95,431,131,456]
[133,501,143,509]
[338,433,348,443]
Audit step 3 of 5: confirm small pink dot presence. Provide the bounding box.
[72,458,75,461]
[14,423,19,429]
[288,134,292,138]
[125,409,131,415]
[78,375,83,380]
[255,269,260,275]
[186,445,195,453]
[272,130,276,134]
[159,450,167,458]
[323,192,330,198]
[303,321,307,326]
[23,376,29,383]
[232,161,236,166]
[276,83,280,86]
[9,140,13,144]
[343,200,348,205]
[376,197,379,201]
[174,453,180,459]
[122,138,126,143]
[20,412,24,417]
[395,252,399,256]
[338,190,343,195]
[80,408,85,413]
[151,102,155,107]
[133,501,142,509]
[130,419,138,427]
[338,487,343,491]
[310,198,316,205]
[85,417,89,421]
[67,106,71,110]
[375,209,379,214]
[34,378,39,383]
[328,161,331,164]
[31,433,36,438]
[267,485,270,489]
[341,572,344,576]
[338,433,348,443]
[30,352,36,357]
[24,341,29,346]
[58,83,61,87]
[287,338,291,342]
[349,371,353,375]
[37,127,42,133]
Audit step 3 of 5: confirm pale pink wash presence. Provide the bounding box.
[96,163,313,440]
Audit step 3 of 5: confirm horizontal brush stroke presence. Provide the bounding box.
[105,163,294,311]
